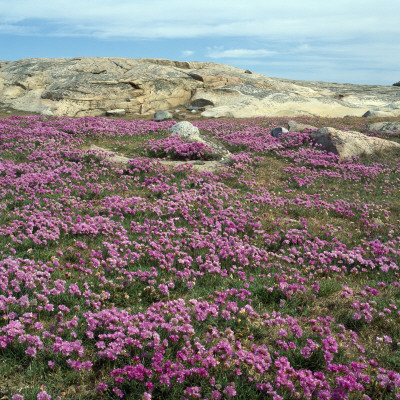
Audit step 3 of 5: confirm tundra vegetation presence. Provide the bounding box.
[0,114,400,400]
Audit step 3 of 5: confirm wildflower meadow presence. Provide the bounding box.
[0,114,399,399]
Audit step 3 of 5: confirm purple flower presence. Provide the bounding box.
[37,391,51,400]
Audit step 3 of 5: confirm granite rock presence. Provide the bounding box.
[310,127,400,159]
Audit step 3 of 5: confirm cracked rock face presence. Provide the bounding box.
[1,57,400,118]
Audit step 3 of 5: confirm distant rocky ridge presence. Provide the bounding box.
[0,57,399,118]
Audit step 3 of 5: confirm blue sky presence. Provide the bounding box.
[0,0,399,85]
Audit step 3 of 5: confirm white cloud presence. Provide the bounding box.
[181,50,194,57]
[0,0,398,40]
[207,48,276,59]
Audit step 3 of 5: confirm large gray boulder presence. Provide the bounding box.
[367,122,400,132]
[310,127,400,159]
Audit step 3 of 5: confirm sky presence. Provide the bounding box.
[0,0,399,85]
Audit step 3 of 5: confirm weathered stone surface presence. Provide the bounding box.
[154,110,172,121]
[288,120,317,132]
[89,144,223,172]
[271,127,288,138]
[168,121,231,160]
[367,122,400,132]
[310,127,400,159]
[1,57,400,118]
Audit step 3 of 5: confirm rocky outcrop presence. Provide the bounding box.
[310,127,400,159]
[1,57,400,118]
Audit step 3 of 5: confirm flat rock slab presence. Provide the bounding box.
[157,159,222,173]
[88,144,223,172]
[310,127,400,159]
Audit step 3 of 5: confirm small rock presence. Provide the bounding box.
[271,126,289,138]
[191,109,197,113]
[106,109,126,116]
[154,110,172,121]
[186,106,199,111]
[244,70,252,74]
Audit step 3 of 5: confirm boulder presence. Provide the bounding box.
[168,121,231,161]
[154,110,172,121]
[168,121,201,139]
[310,127,400,159]
[367,122,400,132]
[288,120,317,132]
[271,126,288,138]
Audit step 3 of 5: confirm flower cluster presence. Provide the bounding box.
[145,135,216,160]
